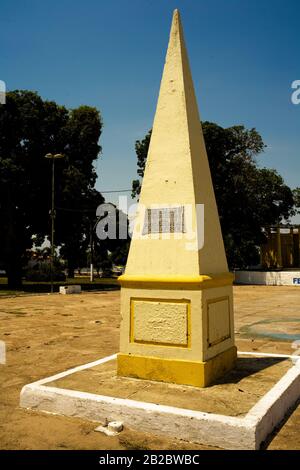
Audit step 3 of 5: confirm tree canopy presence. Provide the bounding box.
[132,123,296,268]
[0,90,103,286]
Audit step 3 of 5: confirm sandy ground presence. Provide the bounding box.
[0,286,300,450]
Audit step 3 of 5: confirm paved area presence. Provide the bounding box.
[0,286,299,449]
[49,356,291,416]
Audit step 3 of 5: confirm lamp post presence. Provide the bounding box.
[44,153,64,293]
[89,219,96,282]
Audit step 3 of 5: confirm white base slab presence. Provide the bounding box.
[20,352,300,450]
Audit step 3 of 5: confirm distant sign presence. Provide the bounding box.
[293,278,300,285]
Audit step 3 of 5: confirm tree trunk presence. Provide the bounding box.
[6,262,23,289]
[67,265,75,278]
[4,193,23,289]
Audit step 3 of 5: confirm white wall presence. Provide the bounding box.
[234,271,300,286]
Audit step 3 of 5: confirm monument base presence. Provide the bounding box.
[20,352,300,450]
[117,346,237,387]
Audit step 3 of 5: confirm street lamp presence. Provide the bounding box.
[44,153,64,293]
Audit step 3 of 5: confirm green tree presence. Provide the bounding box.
[293,188,300,214]
[132,130,152,198]
[0,90,103,287]
[93,205,130,274]
[57,189,104,278]
[132,122,295,268]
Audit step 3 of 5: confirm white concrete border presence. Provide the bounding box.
[20,352,300,450]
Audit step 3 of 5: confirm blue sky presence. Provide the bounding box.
[1,0,299,209]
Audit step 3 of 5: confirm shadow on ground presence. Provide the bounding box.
[214,356,286,385]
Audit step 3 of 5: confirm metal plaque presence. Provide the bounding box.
[142,206,185,235]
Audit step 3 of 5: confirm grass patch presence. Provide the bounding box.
[0,290,26,297]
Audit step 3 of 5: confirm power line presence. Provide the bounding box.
[101,189,132,193]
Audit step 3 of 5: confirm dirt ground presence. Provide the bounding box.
[0,286,300,450]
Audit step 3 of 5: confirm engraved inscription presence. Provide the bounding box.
[131,299,189,346]
[142,206,185,235]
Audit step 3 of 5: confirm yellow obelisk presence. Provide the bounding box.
[117,9,237,387]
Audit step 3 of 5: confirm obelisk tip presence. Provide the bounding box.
[171,9,181,34]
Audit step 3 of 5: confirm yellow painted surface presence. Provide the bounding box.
[120,287,203,361]
[119,285,235,363]
[131,298,190,347]
[207,297,230,347]
[117,346,237,388]
[201,286,235,362]
[117,10,236,386]
[125,9,228,277]
[118,272,233,289]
